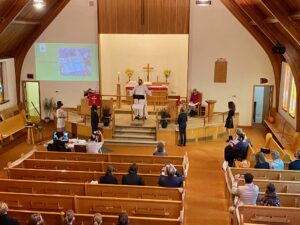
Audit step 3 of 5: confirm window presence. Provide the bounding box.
[281,63,297,118]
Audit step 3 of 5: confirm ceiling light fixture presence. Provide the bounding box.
[33,0,46,9]
[196,0,212,6]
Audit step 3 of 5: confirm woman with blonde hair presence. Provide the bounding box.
[0,201,20,225]
[92,213,102,225]
[27,213,44,225]
[64,209,75,225]
[254,152,270,169]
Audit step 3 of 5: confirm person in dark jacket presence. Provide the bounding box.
[158,164,183,188]
[0,201,20,225]
[225,101,236,142]
[99,166,118,184]
[91,104,99,134]
[122,163,144,185]
[153,141,168,156]
[177,107,188,146]
[117,212,129,225]
[52,132,71,152]
[288,151,300,170]
[254,152,270,169]
[260,183,280,206]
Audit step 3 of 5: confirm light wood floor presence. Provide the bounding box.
[0,122,268,225]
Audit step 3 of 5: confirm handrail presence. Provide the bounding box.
[30,101,41,117]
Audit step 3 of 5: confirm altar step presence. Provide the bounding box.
[104,139,158,146]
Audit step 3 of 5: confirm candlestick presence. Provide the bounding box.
[117,72,120,84]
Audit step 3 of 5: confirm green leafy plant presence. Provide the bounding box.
[159,108,171,128]
[42,98,55,121]
[102,106,111,127]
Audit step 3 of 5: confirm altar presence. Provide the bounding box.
[125,81,169,106]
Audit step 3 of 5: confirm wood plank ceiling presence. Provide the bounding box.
[221,0,300,130]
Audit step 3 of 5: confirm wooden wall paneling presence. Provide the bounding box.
[175,0,190,34]
[98,0,118,33]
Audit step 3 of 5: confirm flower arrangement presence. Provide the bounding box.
[164,69,171,82]
[125,68,134,81]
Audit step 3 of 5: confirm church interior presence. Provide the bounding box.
[0,0,300,224]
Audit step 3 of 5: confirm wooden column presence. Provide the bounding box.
[116,84,121,109]
[206,100,216,123]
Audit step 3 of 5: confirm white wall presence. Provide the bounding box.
[188,0,274,126]
[100,34,188,96]
[254,87,264,123]
[21,0,98,117]
[278,62,296,129]
[0,58,17,110]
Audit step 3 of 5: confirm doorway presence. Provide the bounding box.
[22,81,41,122]
[253,85,273,123]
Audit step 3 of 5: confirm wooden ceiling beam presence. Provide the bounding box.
[261,0,300,47]
[14,0,70,105]
[220,0,282,110]
[0,0,30,33]
[13,19,41,25]
[249,17,278,25]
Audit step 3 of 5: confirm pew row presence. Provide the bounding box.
[0,192,182,218]
[8,209,182,225]
[229,167,300,181]
[16,159,184,175]
[239,205,300,225]
[0,179,183,200]
[7,168,162,186]
[257,192,300,208]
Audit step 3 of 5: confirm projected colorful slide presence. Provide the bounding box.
[35,43,99,81]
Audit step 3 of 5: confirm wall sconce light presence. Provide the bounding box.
[196,0,212,6]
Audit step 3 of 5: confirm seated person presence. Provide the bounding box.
[158,163,183,187]
[288,151,300,170]
[259,183,280,206]
[86,131,104,154]
[27,213,44,225]
[188,89,202,116]
[153,141,168,156]
[48,132,71,152]
[230,128,247,146]
[99,166,118,184]
[224,132,249,167]
[254,152,270,169]
[122,163,144,186]
[64,209,75,225]
[92,213,102,225]
[269,151,284,170]
[0,201,20,225]
[117,212,129,225]
[231,173,259,206]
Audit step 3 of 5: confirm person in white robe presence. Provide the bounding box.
[131,79,152,119]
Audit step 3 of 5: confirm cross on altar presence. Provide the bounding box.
[91,95,97,104]
[143,64,154,82]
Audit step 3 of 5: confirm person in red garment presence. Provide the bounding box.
[188,89,202,116]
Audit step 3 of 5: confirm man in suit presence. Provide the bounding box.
[158,164,183,188]
[288,151,300,170]
[0,201,20,225]
[178,107,188,146]
[122,163,145,185]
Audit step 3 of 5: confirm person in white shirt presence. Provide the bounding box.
[56,101,65,132]
[269,151,284,170]
[86,131,104,153]
[131,79,152,119]
[231,173,259,206]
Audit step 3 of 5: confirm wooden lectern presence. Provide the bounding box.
[206,100,216,123]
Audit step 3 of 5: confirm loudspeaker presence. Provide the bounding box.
[272,45,286,54]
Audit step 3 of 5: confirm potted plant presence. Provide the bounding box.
[102,106,111,127]
[160,108,171,128]
[42,97,55,123]
[125,68,134,82]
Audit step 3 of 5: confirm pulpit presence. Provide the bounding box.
[206,100,216,123]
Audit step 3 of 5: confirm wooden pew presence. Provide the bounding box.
[0,192,182,218]
[18,159,184,174]
[239,205,300,225]
[31,151,187,166]
[0,179,183,200]
[8,209,182,225]
[7,168,161,186]
[0,109,27,142]
[258,193,300,208]
[264,133,293,161]
[229,167,300,181]
[234,144,255,168]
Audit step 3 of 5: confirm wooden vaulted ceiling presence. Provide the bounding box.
[221,0,300,130]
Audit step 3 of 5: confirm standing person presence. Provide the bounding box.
[225,101,236,142]
[178,107,188,146]
[91,104,99,134]
[131,79,152,120]
[0,201,20,225]
[56,101,65,132]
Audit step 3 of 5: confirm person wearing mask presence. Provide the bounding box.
[91,104,99,135]
[225,101,236,142]
[56,101,66,132]
[117,212,129,225]
[288,151,300,170]
[177,107,188,147]
[231,173,259,206]
[27,214,44,225]
[0,201,20,225]
[92,213,102,225]
[158,164,183,187]
[64,209,75,225]
[153,141,168,156]
[122,163,144,185]
[260,183,281,206]
[254,152,270,169]
[99,166,118,184]
[269,151,284,170]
